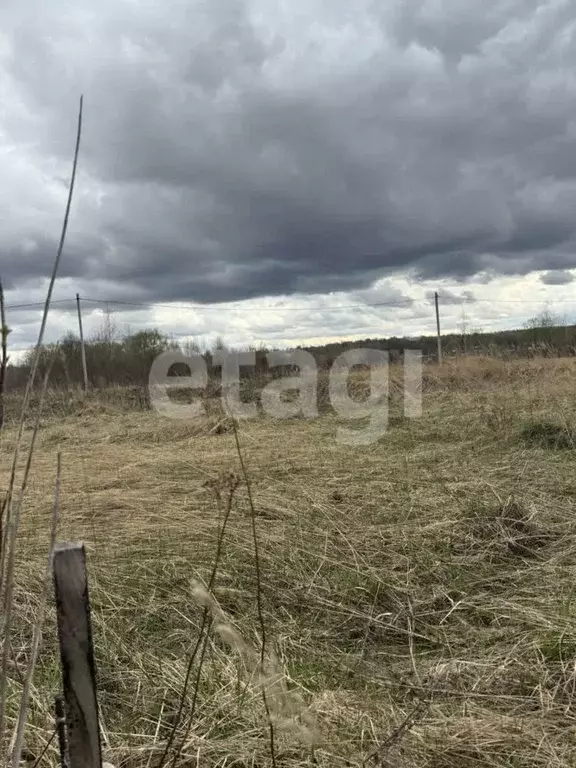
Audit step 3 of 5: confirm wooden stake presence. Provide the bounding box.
[53,543,102,768]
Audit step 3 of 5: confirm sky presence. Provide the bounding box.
[1,0,576,354]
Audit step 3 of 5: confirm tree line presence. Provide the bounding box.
[5,309,576,391]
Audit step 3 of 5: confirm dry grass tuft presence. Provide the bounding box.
[519,419,576,450]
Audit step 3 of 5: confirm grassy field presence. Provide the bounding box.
[2,356,576,767]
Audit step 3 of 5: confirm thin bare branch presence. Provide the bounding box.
[0,94,83,753]
[0,94,83,585]
[229,413,277,768]
[158,474,238,768]
[0,276,8,435]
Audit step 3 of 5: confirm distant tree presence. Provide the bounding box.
[123,329,172,358]
[522,305,568,354]
[120,329,175,383]
[181,337,204,356]
[523,306,563,329]
[91,306,120,344]
[213,335,227,352]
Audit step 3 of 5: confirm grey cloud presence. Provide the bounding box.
[1,0,576,307]
[388,0,536,63]
[540,269,574,285]
[425,288,476,306]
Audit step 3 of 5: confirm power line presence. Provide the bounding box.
[4,294,576,313]
[78,296,418,312]
[68,294,576,310]
[73,295,576,311]
[4,299,74,311]
[445,297,576,305]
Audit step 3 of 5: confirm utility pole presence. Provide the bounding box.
[76,294,89,392]
[434,291,443,365]
[460,303,468,355]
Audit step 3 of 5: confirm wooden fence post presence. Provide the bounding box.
[434,291,443,365]
[53,543,102,768]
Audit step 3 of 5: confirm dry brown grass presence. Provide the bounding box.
[1,355,576,766]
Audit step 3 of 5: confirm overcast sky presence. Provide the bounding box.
[1,0,576,352]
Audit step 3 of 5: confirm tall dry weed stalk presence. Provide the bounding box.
[0,357,58,757]
[190,582,319,749]
[158,472,240,768]
[10,453,61,768]
[0,277,9,435]
[0,95,83,757]
[230,412,278,766]
[0,277,8,564]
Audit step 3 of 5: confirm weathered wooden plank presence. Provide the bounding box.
[53,542,102,768]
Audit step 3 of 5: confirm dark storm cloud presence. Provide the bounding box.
[540,269,574,285]
[1,0,576,305]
